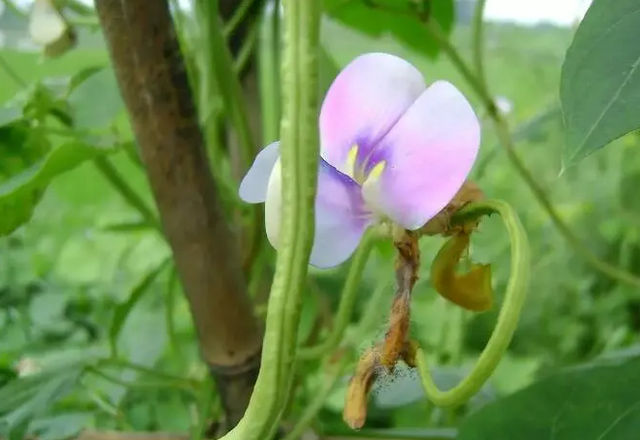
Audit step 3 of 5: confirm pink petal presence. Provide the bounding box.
[361,81,481,230]
[265,158,373,269]
[239,141,280,203]
[319,53,426,178]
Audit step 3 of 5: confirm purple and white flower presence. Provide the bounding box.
[239,52,481,269]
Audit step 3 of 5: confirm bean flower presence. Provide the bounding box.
[239,52,481,269]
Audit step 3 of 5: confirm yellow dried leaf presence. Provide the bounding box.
[430,233,493,312]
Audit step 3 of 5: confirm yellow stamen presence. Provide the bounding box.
[346,144,359,178]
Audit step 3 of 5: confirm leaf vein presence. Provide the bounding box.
[595,396,640,440]
[575,44,640,156]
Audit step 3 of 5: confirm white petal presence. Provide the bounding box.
[29,0,67,45]
[239,141,280,203]
[265,158,373,269]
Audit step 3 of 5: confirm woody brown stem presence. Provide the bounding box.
[93,0,262,432]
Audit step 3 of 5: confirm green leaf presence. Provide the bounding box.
[31,413,93,440]
[109,257,171,356]
[0,106,22,128]
[0,140,110,237]
[0,367,83,435]
[323,0,454,59]
[457,357,640,440]
[0,123,50,178]
[67,66,105,94]
[67,66,124,129]
[560,0,640,165]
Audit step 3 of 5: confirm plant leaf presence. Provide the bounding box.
[457,356,640,440]
[0,367,83,436]
[109,257,172,356]
[0,106,22,128]
[67,66,124,129]
[560,0,640,166]
[323,0,454,59]
[0,139,110,237]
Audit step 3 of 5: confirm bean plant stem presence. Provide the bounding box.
[220,0,322,438]
[201,0,256,173]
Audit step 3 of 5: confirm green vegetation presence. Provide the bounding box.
[2,1,640,439]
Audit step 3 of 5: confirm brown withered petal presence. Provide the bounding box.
[420,180,485,236]
[343,349,379,430]
[430,232,493,312]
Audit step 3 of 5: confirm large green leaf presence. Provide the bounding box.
[30,413,92,440]
[0,139,111,237]
[109,257,171,355]
[0,106,22,128]
[67,66,124,129]
[0,367,83,436]
[457,356,640,440]
[323,0,454,59]
[560,0,640,165]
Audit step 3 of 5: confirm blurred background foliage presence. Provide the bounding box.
[1,0,640,439]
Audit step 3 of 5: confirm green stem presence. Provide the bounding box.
[165,266,179,354]
[471,0,489,93]
[0,0,26,17]
[223,0,255,38]
[93,156,162,232]
[234,24,258,75]
[199,0,256,173]
[258,0,283,143]
[492,120,640,288]
[85,366,195,393]
[298,229,377,359]
[425,9,640,289]
[416,199,530,406]
[96,358,196,386]
[221,0,321,438]
[424,20,492,105]
[282,357,351,440]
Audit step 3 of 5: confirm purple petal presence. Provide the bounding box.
[362,81,481,230]
[319,53,426,178]
[265,158,373,269]
[239,141,280,203]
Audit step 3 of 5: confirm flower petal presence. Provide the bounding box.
[238,141,280,203]
[362,81,481,230]
[265,158,372,269]
[319,53,426,177]
[29,0,67,45]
